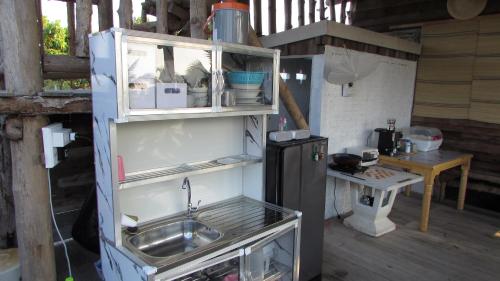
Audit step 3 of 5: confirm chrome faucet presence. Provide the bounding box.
[181,177,201,217]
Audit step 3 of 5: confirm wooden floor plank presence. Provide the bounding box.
[322,196,500,281]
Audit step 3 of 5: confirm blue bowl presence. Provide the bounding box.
[227,71,266,86]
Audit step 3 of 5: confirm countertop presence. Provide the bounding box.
[122,196,299,274]
[327,165,423,191]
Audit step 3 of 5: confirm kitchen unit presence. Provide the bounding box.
[266,137,328,281]
[89,28,300,281]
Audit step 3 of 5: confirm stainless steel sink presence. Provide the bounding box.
[127,219,222,258]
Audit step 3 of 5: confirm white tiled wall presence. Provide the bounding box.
[310,46,417,219]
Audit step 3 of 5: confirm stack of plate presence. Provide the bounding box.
[188,87,209,107]
[227,71,265,106]
[232,85,262,105]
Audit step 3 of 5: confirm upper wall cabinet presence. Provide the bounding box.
[90,28,280,122]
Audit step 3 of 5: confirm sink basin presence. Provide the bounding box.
[128,219,222,258]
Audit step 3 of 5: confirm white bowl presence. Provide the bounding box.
[231,83,262,90]
[234,89,261,98]
[188,92,208,98]
[188,87,208,93]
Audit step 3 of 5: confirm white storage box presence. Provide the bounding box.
[129,80,156,109]
[408,126,443,152]
[156,83,187,109]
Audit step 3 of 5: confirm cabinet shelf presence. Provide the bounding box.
[119,154,261,190]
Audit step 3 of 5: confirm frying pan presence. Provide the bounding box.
[329,153,361,170]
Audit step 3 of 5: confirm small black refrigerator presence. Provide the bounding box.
[266,136,328,281]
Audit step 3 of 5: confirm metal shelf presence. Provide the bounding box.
[119,154,262,190]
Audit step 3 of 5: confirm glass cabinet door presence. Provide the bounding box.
[244,226,296,281]
[124,39,214,113]
[171,250,243,281]
[218,46,278,111]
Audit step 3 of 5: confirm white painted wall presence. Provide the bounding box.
[309,46,417,219]
[116,117,259,223]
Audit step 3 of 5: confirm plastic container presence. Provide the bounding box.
[408,126,443,152]
[227,71,265,87]
[0,248,20,281]
[212,1,249,44]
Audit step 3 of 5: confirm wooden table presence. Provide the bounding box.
[379,150,473,232]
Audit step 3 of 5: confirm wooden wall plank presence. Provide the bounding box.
[417,57,474,82]
[421,19,478,35]
[471,80,500,103]
[415,82,471,105]
[421,34,477,56]
[479,14,500,33]
[473,57,500,79]
[469,102,500,124]
[476,35,500,56]
[413,104,469,119]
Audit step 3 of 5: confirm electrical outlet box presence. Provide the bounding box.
[42,123,73,168]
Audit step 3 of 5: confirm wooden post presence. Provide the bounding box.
[268,0,276,34]
[248,28,309,129]
[329,0,336,21]
[340,0,347,24]
[118,0,133,29]
[309,0,316,23]
[98,0,113,31]
[190,0,207,39]
[298,0,305,26]
[319,0,326,20]
[0,1,56,280]
[0,116,15,248]
[156,0,169,34]
[284,0,292,30]
[253,0,262,36]
[75,0,92,57]
[67,1,76,56]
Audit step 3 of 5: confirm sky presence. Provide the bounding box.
[41,0,349,34]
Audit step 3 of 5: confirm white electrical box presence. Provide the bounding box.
[42,123,73,168]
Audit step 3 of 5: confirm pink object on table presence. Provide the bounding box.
[117,155,125,182]
[223,274,238,281]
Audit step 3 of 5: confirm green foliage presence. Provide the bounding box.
[42,16,90,90]
[43,16,69,55]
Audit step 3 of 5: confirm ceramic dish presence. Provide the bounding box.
[234,89,262,98]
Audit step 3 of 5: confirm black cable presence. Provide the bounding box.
[333,178,341,219]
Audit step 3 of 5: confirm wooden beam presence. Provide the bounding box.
[269,0,276,34]
[156,0,169,34]
[248,28,309,129]
[190,0,207,39]
[340,0,347,24]
[0,116,15,248]
[10,116,55,281]
[329,0,336,21]
[319,0,326,20]
[118,0,133,29]
[298,0,305,26]
[253,0,262,35]
[0,1,56,280]
[0,95,92,114]
[67,1,76,56]
[309,0,316,23]
[75,0,92,57]
[284,0,292,30]
[43,55,90,79]
[98,0,113,31]
[0,0,44,96]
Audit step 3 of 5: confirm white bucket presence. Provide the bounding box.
[0,248,20,281]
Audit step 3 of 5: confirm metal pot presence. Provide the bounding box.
[328,153,361,170]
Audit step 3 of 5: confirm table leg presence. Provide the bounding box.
[457,160,471,210]
[439,181,447,202]
[404,185,412,196]
[420,172,435,232]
